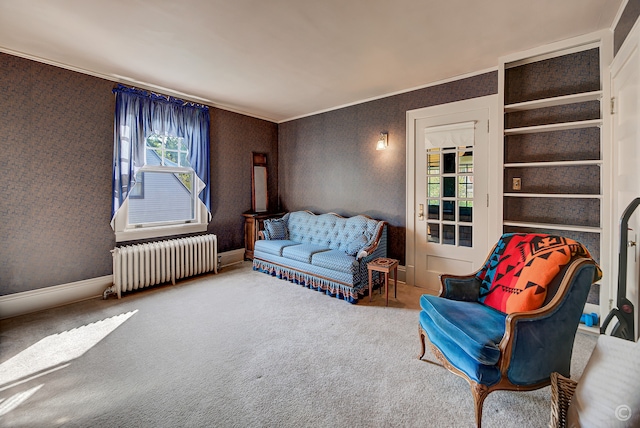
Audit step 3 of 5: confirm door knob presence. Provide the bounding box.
[418,204,424,221]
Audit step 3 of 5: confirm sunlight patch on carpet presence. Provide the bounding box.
[0,310,138,390]
[0,384,43,416]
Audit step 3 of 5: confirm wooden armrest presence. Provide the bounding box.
[360,221,388,255]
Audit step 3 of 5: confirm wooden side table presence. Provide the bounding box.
[242,211,285,260]
[367,257,399,306]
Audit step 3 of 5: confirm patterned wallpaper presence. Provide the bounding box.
[505,48,600,104]
[505,100,600,129]
[504,128,600,163]
[0,53,115,295]
[615,0,640,54]
[503,197,600,229]
[0,53,278,296]
[278,72,498,264]
[504,165,600,195]
[208,108,278,252]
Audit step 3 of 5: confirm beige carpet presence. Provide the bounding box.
[0,262,597,427]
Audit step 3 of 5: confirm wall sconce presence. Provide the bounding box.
[376,133,388,150]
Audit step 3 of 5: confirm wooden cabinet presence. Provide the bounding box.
[242,211,285,260]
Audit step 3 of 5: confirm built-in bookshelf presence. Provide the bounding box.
[500,42,607,318]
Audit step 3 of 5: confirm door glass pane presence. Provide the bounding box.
[443,224,455,245]
[459,201,473,223]
[427,223,440,243]
[459,225,472,247]
[428,177,440,198]
[458,176,473,198]
[428,200,439,220]
[443,152,456,173]
[458,148,473,173]
[443,201,455,221]
[443,177,455,197]
[427,152,440,175]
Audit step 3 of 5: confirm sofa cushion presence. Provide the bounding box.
[254,239,299,257]
[282,243,330,263]
[420,295,506,365]
[420,311,502,386]
[264,218,288,240]
[311,250,359,274]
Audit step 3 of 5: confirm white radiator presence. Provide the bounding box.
[106,235,218,299]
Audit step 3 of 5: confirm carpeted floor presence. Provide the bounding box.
[0,262,597,427]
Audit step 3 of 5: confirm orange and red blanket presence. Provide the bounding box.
[477,234,601,314]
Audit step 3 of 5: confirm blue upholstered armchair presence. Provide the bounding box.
[418,234,602,428]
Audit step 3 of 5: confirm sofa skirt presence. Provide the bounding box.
[252,258,365,303]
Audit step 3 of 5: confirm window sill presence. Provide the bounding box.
[115,222,208,243]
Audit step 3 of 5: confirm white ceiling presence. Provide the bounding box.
[0,0,623,122]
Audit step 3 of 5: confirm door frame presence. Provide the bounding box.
[406,95,502,286]
[610,18,640,339]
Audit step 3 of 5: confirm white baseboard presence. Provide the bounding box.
[0,249,246,320]
[397,265,406,284]
[219,248,245,268]
[0,275,113,320]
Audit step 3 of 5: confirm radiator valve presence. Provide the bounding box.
[103,285,116,300]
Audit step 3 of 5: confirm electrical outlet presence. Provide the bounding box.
[512,177,522,191]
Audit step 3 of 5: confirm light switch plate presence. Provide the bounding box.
[512,177,522,191]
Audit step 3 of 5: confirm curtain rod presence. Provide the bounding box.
[113,84,209,111]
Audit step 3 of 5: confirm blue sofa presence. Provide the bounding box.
[252,210,387,303]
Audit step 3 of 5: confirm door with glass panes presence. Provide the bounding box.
[414,108,489,291]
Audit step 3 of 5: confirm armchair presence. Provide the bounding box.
[418,233,602,428]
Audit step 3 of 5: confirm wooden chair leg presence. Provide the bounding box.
[418,326,426,359]
[471,382,490,428]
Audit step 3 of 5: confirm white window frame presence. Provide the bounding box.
[114,194,208,242]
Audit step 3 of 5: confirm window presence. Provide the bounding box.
[127,134,196,226]
[111,85,210,242]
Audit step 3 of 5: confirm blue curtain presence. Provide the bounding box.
[111,84,210,222]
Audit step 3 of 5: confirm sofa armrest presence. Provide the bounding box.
[357,222,387,261]
[439,274,481,301]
